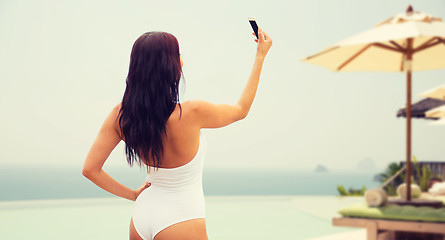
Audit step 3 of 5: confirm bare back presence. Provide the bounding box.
[157,102,202,168]
[112,101,203,169]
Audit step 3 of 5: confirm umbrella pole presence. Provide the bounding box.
[406,66,412,201]
[390,36,442,208]
[406,38,413,201]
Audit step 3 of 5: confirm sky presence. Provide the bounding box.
[1,0,445,172]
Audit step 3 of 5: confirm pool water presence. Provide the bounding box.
[0,196,362,240]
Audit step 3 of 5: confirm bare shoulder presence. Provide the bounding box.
[179,100,214,120]
[179,100,243,129]
[181,100,214,113]
[109,103,122,124]
[106,103,123,138]
[112,103,122,114]
[181,100,207,109]
[178,100,203,115]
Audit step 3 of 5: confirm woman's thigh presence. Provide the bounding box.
[130,218,144,240]
[154,218,208,240]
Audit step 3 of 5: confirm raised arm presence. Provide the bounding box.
[193,28,272,128]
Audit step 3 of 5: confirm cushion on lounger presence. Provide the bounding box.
[339,203,445,222]
[421,195,445,204]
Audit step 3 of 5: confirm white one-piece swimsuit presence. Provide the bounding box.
[132,134,206,240]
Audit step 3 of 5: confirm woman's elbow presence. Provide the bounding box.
[82,167,91,178]
[82,167,97,180]
[234,105,249,121]
[238,111,248,120]
[238,106,250,120]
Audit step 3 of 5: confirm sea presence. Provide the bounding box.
[0,165,379,201]
[0,166,378,239]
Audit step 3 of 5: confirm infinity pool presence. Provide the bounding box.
[0,196,363,239]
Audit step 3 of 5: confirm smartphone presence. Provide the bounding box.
[248,17,259,39]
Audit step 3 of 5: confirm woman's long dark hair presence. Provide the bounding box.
[119,32,182,168]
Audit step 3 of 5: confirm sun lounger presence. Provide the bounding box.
[333,217,445,240]
[333,201,445,240]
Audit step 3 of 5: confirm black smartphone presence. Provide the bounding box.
[248,17,259,39]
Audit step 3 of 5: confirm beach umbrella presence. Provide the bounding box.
[397,98,445,119]
[303,6,445,203]
[421,84,445,100]
[425,105,445,118]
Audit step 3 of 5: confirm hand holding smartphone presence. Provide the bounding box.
[247,18,272,57]
[248,17,259,39]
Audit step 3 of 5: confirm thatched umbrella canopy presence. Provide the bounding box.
[397,98,445,119]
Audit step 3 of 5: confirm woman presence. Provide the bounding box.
[82,28,272,240]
